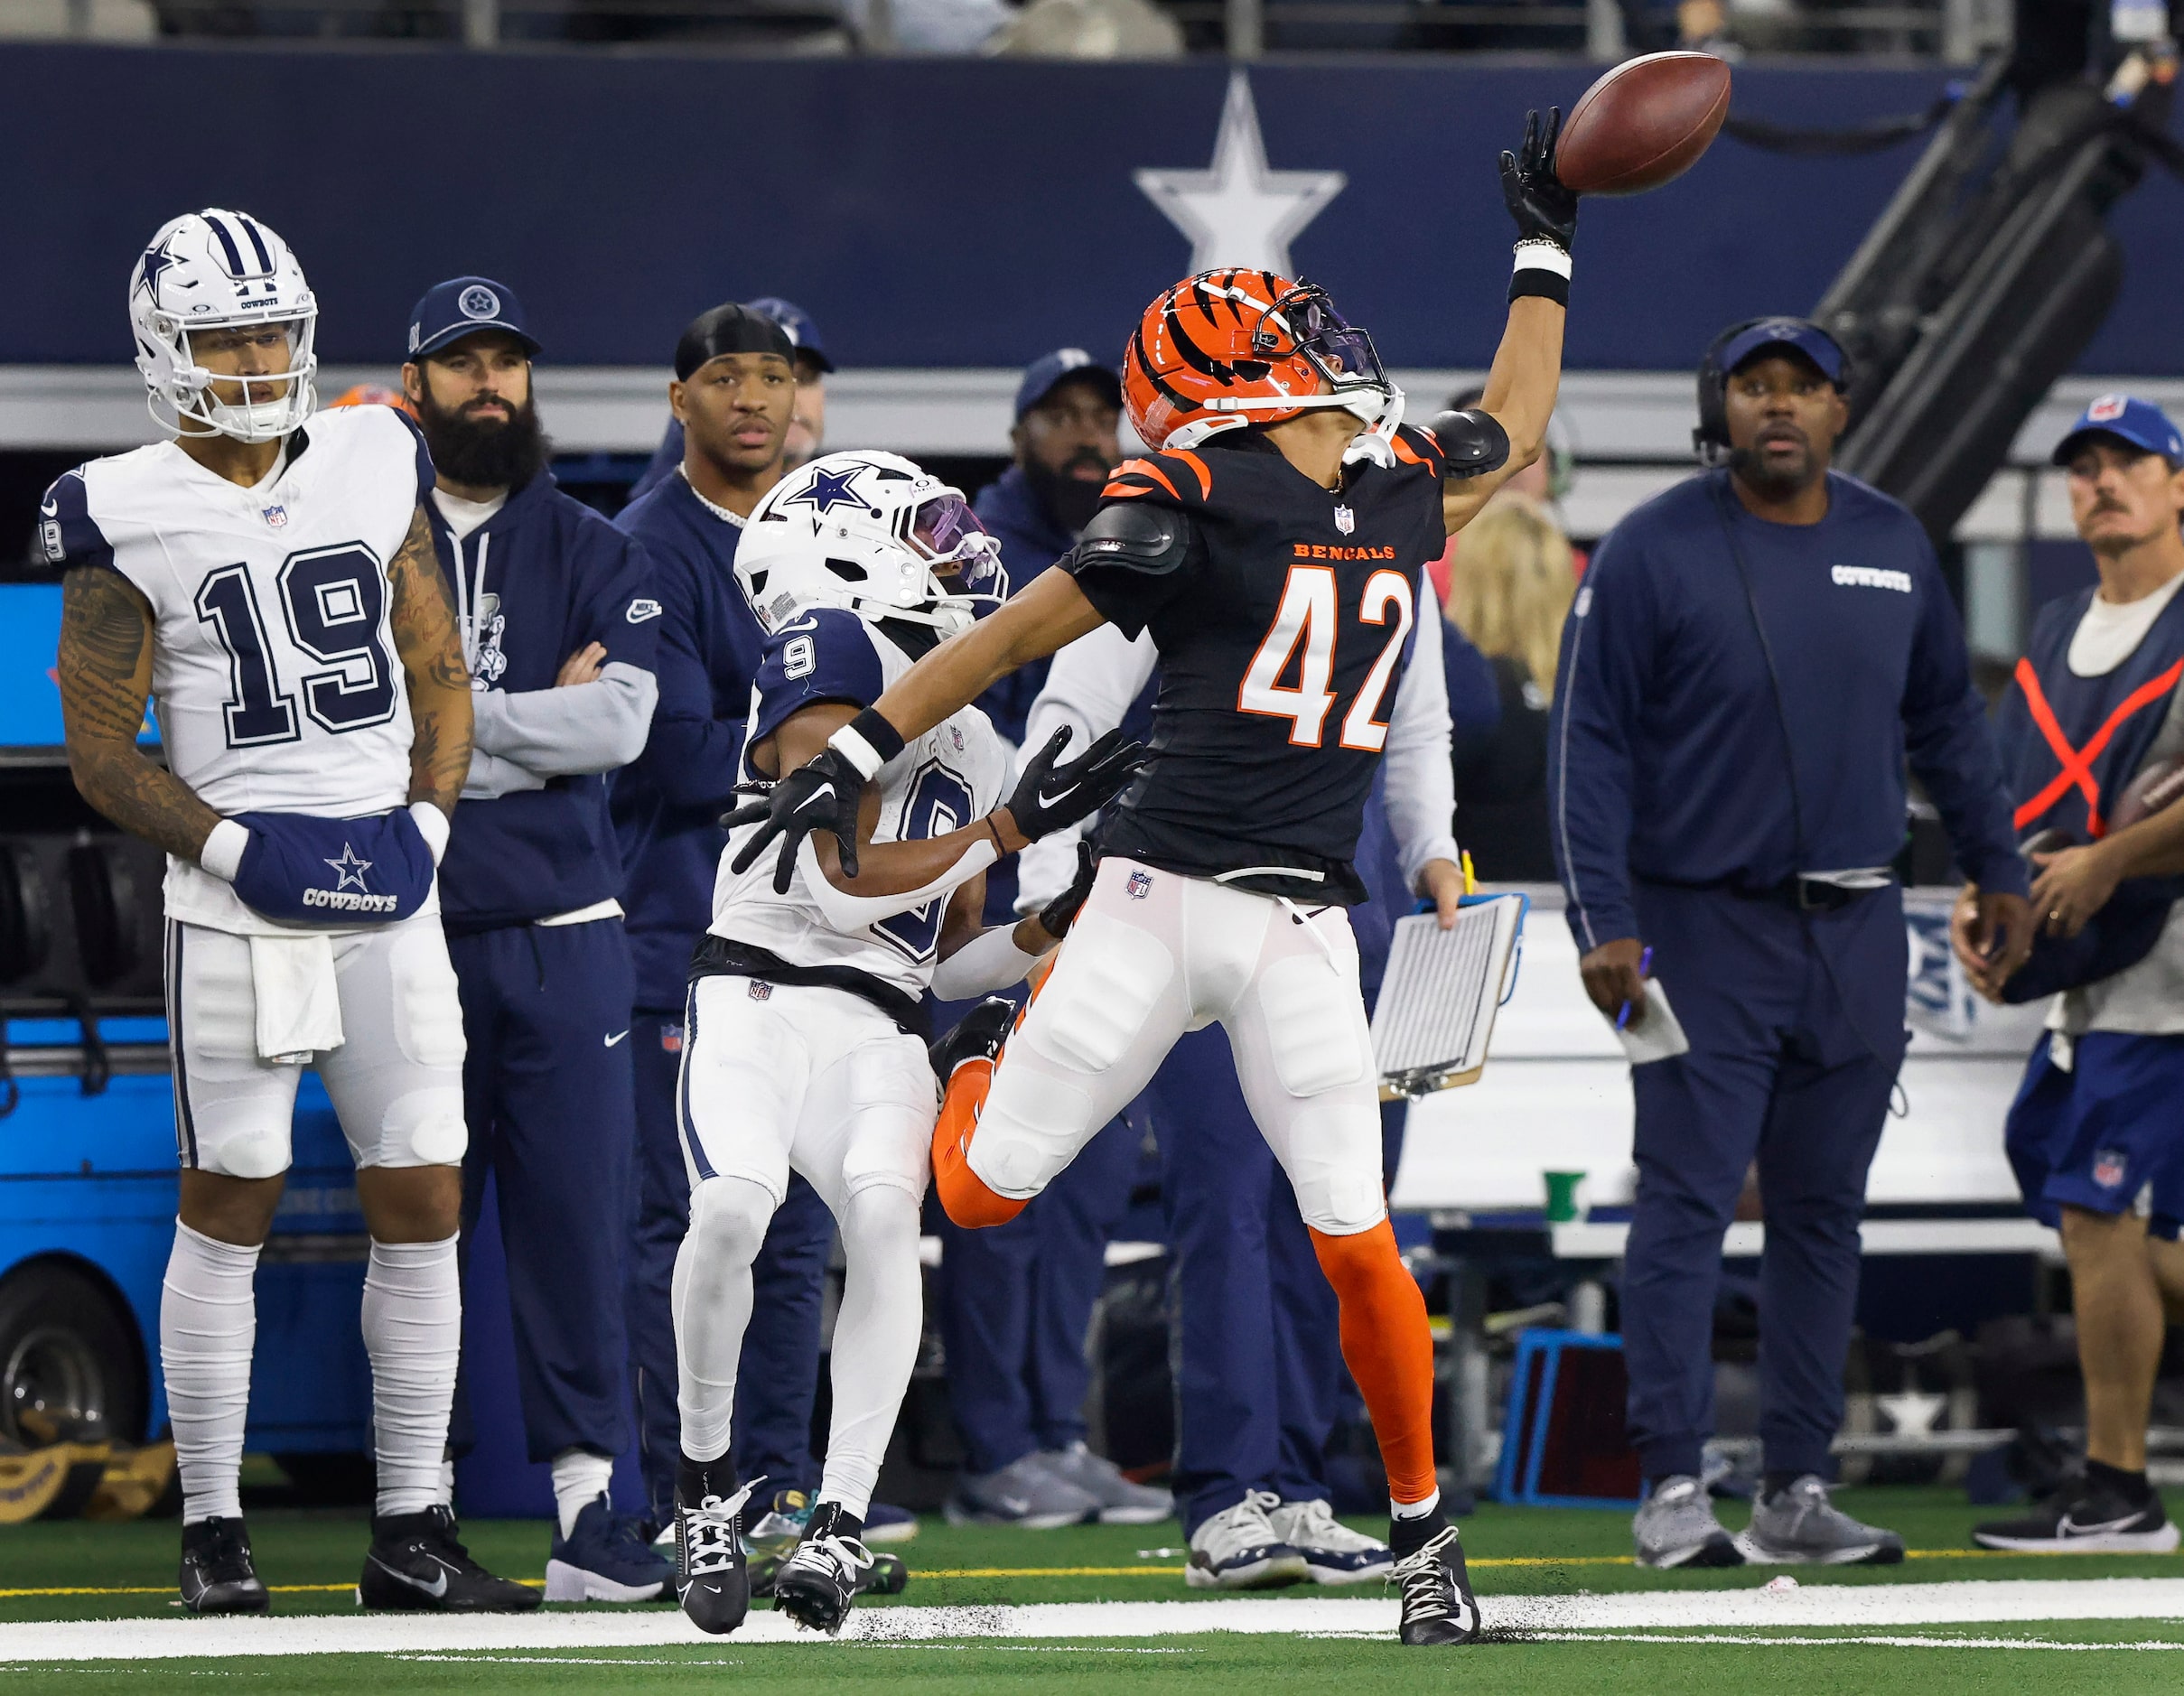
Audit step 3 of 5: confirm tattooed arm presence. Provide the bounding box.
[386,503,473,816]
[58,565,221,861]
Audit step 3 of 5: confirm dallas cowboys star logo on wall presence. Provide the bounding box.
[1134,71,1346,276]
[780,466,876,517]
[324,844,374,891]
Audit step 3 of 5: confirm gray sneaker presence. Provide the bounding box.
[1633,1474,1743,1569]
[945,1453,1099,1530]
[1739,1474,1904,1566]
[1034,1444,1174,1525]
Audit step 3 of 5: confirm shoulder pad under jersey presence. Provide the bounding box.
[1063,501,1194,580]
[1100,450,1217,508]
[749,607,886,749]
[1423,409,1512,480]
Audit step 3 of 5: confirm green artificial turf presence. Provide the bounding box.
[2,1625,2183,1696]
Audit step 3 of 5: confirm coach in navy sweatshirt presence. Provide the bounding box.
[609,304,846,1535]
[402,278,665,1598]
[1548,319,2030,1569]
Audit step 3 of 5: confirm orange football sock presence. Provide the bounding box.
[930,1058,1026,1228]
[1310,1219,1439,1505]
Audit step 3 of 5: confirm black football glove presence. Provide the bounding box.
[721,744,867,894]
[1002,727,1149,844]
[1500,106,1578,254]
[1038,839,1100,940]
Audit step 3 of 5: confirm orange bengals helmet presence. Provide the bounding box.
[1122,268,1394,452]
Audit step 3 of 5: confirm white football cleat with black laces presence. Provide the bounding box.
[772,1502,875,1635]
[1390,1525,1480,1646]
[677,1481,760,1635]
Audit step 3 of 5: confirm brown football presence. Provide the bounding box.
[1554,51,1733,198]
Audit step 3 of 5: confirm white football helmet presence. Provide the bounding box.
[129,209,318,442]
[737,451,1008,638]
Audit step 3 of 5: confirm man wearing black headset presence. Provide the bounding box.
[1548,318,2031,1569]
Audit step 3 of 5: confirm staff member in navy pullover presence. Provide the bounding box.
[401,278,667,1599]
[1549,318,2030,1570]
[610,304,848,1540]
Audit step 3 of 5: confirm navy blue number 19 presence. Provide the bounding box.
[195,545,398,748]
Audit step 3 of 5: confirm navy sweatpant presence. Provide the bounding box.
[452,918,637,1463]
[940,1114,1142,1474]
[1622,880,1907,1483]
[628,1005,836,1522]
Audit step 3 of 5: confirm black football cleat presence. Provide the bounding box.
[771,1502,875,1635]
[677,1482,759,1635]
[180,1515,271,1616]
[927,997,1016,1086]
[1390,1526,1481,1646]
[358,1504,539,1612]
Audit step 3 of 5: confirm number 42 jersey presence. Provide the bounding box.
[42,404,435,933]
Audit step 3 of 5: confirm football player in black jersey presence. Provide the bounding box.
[726,109,1578,1646]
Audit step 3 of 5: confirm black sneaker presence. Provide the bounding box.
[1390,1526,1480,1646]
[928,997,1015,1085]
[771,1502,874,1635]
[358,1504,540,1612]
[1974,1473,2181,1553]
[677,1481,759,1635]
[180,1516,270,1616]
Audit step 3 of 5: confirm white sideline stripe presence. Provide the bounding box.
[5,1580,2184,1660]
[1526,1633,2184,1652]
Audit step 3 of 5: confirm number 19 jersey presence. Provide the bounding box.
[42,404,434,934]
[1064,425,1449,902]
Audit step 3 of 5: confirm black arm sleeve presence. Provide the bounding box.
[1060,501,1198,639]
[1424,409,1512,481]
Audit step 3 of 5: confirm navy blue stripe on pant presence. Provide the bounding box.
[630,1003,835,1522]
[451,918,637,1463]
[1621,880,1907,1483]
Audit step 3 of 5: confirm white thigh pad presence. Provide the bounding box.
[832,1037,936,1200]
[387,926,467,1070]
[1255,955,1370,1097]
[317,919,469,1169]
[1022,914,1175,1076]
[171,924,297,1179]
[1283,1099,1389,1235]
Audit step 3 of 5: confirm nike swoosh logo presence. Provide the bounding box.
[40,498,58,518]
[369,1554,449,1598]
[794,787,839,812]
[604,1030,630,1047]
[2058,1512,2147,1537]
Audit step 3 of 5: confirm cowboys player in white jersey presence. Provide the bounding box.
[49,210,531,1614]
[669,451,1143,1636]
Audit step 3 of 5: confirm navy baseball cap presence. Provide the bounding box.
[746,297,834,374]
[1716,317,1848,387]
[407,276,541,360]
[2052,393,2184,467]
[1015,349,1123,421]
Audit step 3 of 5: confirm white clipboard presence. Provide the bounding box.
[1369,893,1528,1100]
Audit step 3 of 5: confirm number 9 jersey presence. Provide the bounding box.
[41,404,436,934]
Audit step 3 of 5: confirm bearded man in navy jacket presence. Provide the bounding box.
[1549,318,2031,1571]
[401,278,666,1599]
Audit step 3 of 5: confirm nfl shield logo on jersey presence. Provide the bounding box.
[262,505,288,528]
[748,981,773,1002]
[1335,506,1356,535]
[1126,869,1153,900]
[2093,1149,2128,1189]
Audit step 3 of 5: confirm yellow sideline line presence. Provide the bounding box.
[0,1550,2046,1599]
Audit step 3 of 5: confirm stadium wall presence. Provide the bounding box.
[4,45,2182,375]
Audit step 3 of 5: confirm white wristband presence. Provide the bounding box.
[408,801,453,866]
[1512,240,1573,280]
[827,723,889,781]
[199,817,251,883]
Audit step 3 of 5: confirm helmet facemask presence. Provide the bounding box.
[163,316,319,443]
[902,491,1008,638]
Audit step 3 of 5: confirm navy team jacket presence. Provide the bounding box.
[609,472,767,1011]
[432,471,659,931]
[1548,469,2025,954]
